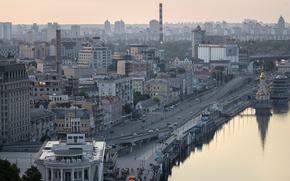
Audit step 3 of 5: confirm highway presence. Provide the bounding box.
[96,76,255,144]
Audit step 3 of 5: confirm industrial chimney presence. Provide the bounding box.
[56,29,62,75]
[159,3,163,44]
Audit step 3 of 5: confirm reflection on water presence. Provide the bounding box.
[169,104,290,181]
[255,107,271,149]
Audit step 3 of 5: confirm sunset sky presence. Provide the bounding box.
[0,0,289,24]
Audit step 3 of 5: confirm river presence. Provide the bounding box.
[168,104,290,181]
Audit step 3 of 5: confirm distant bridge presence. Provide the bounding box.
[249,55,290,61]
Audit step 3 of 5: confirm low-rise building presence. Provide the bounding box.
[52,107,94,136]
[63,65,94,79]
[30,74,63,107]
[144,78,178,104]
[135,98,159,114]
[48,94,69,102]
[117,60,154,78]
[35,134,106,181]
[132,77,145,94]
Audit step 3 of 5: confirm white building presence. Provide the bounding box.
[35,134,106,181]
[198,44,239,63]
[0,22,12,40]
[48,94,69,102]
[78,38,112,74]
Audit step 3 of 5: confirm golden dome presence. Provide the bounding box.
[260,71,265,80]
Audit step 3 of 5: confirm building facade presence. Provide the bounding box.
[198,44,239,63]
[98,77,133,106]
[52,107,94,136]
[36,134,106,181]
[101,96,122,129]
[0,22,12,40]
[0,61,30,144]
[78,38,112,74]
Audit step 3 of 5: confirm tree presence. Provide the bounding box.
[123,104,132,114]
[22,166,42,181]
[0,159,21,181]
[133,92,150,105]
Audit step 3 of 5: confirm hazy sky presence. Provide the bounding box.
[0,0,289,24]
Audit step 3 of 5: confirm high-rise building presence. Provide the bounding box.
[276,16,286,35]
[0,61,30,144]
[277,16,286,30]
[149,19,159,41]
[104,20,111,34]
[114,20,126,34]
[192,25,205,59]
[0,22,12,40]
[46,22,59,42]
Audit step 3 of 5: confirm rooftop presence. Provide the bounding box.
[37,134,106,165]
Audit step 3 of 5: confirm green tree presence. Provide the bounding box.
[0,159,21,181]
[123,104,132,114]
[133,92,150,105]
[22,166,42,181]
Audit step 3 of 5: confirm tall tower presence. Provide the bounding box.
[192,25,205,59]
[159,3,163,43]
[56,29,62,75]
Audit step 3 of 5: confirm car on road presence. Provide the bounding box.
[173,122,178,126]
[109,130,114,134]
[155,128,160,132]
[133,133,138,136]
[148,129,154,133]
[177,116,182,119]
[166,122,171,126]
[190,111,193,114]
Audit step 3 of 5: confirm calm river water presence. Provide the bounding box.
[169,104,290,181]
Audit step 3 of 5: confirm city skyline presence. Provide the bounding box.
[0,0,289,24]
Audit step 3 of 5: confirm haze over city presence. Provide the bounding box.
[0,0,289,24]
[1,1,290,181]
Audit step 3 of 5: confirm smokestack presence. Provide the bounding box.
[159,3,163,44]
[56,29,62,75]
